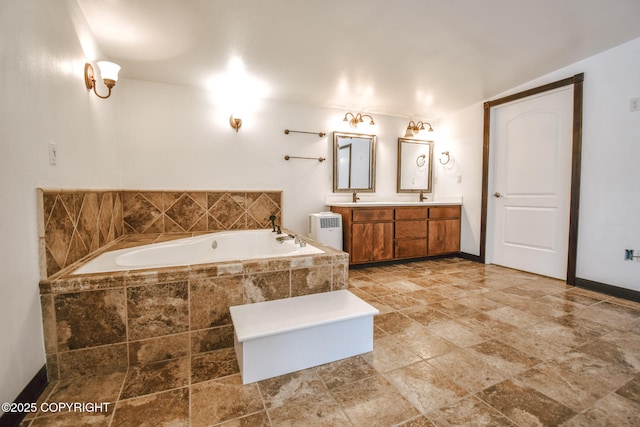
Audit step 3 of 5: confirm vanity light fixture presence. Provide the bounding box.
[84,61,121,99]
[343,112,375,128]
[229,115,242,132]
[404,120,434,138]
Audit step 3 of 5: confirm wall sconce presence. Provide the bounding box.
[229,115,242,132]
[439,150,451,165]
[343,112,375,128]
[84,61,121,99]
[404,120,434,138]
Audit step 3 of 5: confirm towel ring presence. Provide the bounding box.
[439,151,451,165]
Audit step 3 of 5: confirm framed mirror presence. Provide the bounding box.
[397,138,434,193]
[333,131,376,192]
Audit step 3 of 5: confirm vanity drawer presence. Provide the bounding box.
[395,239,427,258]
[352,209,394,222]
[395,220,427,239]
[395,207,428,220]
[429,206,461,219]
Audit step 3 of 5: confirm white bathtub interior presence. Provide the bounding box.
[72,229,324,275]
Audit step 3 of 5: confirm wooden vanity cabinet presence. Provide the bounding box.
[331,205,461,265]
[331,207,394,264]
[428,206,461,255]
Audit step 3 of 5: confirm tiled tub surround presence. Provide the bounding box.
[35,188,344,382]
[39,232,348,382]
[37,189,283,278]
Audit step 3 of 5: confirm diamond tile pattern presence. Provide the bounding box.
[38,190,283,278]
[41,191,124,277]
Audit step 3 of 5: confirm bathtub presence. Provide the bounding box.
[72,229,324,275]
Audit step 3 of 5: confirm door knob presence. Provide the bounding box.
[493,192,502,198]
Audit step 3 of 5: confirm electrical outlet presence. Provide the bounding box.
[48,142,57,165]
[631,98,640,112]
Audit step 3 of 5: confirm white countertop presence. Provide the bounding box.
[325,195,462,207]
[328,201,461,207]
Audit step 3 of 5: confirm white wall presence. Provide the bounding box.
[439,37,640,291]
[435,104,485,255]
[0,0,120,408]
[117,79,412,234]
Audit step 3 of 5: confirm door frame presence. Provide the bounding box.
[479,73,584,285]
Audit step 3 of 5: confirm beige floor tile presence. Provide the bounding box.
[384,361,468,412]
[477,379,576,426]
[331,374,419,426]
[315,356,376,390]
[427,319,486,347]
[394,322,459,360]
[190,375,263,427]
[427,395,517,426]
[427,348,504,393]
[111,388,189,427]
[258,369,326,409]
[563,393,640,427]
[362,334,422,372]
[518,350,635,412]
[267,392,351,427]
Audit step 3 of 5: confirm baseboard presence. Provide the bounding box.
[0,365,48,427]
[575,277,640,303]
[458,252,483,263]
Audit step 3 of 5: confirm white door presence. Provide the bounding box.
[489,87,573,279]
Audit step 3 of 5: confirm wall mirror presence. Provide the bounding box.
[333,131,376,192]
[397,138,434,193]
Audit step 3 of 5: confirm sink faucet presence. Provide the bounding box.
[352,190,360,203]
[419,190,427,202]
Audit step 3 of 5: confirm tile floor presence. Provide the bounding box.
[21,258,640,426]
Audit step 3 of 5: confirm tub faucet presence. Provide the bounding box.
[269,215,277,232]
[352,191,360,203]
[419,190,427,202]
[294,236,307,247]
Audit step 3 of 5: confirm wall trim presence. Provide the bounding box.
[575,277,640,303]
[458,252,483,263]
[480,73,584,286]
[0,365,48,427]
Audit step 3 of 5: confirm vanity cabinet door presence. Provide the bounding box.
[351,222,394,263]
[427,206,461,256]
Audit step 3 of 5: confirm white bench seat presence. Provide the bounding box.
[229,290,379,384]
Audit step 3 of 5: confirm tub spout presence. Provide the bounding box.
[276,234,294,243]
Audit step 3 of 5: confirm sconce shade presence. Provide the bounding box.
[97,61,121,82]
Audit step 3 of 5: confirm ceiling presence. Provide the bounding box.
[76,0,640,120]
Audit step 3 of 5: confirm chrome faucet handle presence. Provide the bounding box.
[275,224,281,234]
